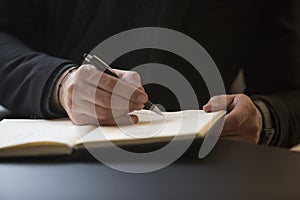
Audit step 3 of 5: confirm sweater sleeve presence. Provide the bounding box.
[0,0,76,118]
[245,0,300,147]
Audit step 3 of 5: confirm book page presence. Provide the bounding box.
[76,110,225,147]
[0,119,95,149]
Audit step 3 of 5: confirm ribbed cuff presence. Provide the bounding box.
[41,63,78,118]
[251,96,279,146]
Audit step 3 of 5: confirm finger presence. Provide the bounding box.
[203,95,235,112]
[98,115,138,126]
[98,72,148,105]
[93,105,135,120]
[73,99,138,119]
[77,78,144,111]
[80,87,144,111]
[113,69,142,88]
[95,88,144,111]
[70,112,138,126]
[221,135,258,144]
[71,114,137,126]
[77,65,148,105]
[220,135,243,143]
[138,87,145,92]
[221,129,260,143]
[221,130,240,137]
[70,113,99,126]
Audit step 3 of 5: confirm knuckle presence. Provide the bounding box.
[130,71,141,80]
[101,93,112,107]
[236,94,247,100]
[124,71,142,87]
[71,114,82,125]
[97,119,105,125]
[96,111,107,120]
[210,96,220,102]
[210,95,226,104]
[101,76,116,90]
[249,125,261,135]
[129,102,142,111]
[235,94,244,99]
[98,119,113,126]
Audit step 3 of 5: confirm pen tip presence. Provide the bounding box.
[152,106,164,116]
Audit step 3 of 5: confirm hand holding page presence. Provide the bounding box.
[291,144,300,152]
[0,110,225,157]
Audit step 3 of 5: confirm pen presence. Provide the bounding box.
[84,54,163,116]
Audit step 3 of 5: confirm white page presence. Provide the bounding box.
[77,110,225,145]
[0,119,95,148]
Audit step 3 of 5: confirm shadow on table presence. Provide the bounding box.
[0,139,216,164]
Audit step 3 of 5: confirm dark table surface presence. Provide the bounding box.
[1,139,300,200]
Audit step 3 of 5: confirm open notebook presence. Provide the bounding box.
[0,110,225,157]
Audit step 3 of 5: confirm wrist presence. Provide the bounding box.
[252,98,276,145]
[50,67,77,114]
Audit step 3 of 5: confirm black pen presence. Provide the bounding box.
[84,54,163,116]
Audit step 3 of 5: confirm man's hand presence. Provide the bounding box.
[203,94,263,144]
[58,65,148,126]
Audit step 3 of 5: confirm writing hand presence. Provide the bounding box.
[58,65,148,126]
[203,94,263,144]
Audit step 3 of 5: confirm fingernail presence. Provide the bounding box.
[131,115,139,124]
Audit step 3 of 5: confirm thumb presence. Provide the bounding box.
[203,95,234,112]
